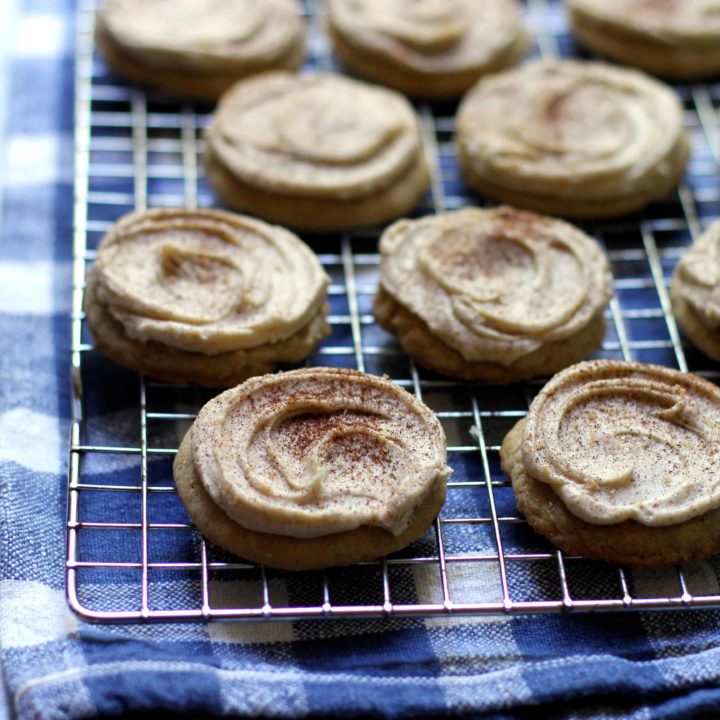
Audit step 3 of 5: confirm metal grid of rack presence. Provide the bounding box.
[68,0,720,622]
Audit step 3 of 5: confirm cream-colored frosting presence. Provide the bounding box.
[97,0,304,71]
[92,208,329,355]
[673,219,720,331]
[569,0,720,45]
[191,367,451,539]
[205,72,425,200]
[328,0,527,73]
[523,360,720,527]
[455,59,687,203]
[378,207,612,364]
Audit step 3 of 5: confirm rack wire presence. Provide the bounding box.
[68,0,720,622]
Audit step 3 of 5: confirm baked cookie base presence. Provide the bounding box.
[456,135,690,220]
[329,26,528,100]
[569,9,720,80]
[95,23,305,100]
[373,286,607,383]
[84,271,330,387]
[203,145,430,232]
[670,280,720,361]
[173,431,447,571]
[501,419,720,567]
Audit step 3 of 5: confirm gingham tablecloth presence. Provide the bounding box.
[3,1,720,719]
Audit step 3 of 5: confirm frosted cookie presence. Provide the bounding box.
[173,367,451,570]
[455,60,690,219]
[327,0,529,99]
[95,0,306,100]
[567,0,720,80]
[374,206,612,382]
[85,208,330,387]
[500,360,720,566]
[671,220,720,361]
[203,72,430,231]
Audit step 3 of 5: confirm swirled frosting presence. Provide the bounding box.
[190,367,451,539]
[456,59,687,203]
[97,0,304,71]
[378,207,612,364]
[523,361,720,527]
[205,72,425,200]
[569,0,720,45]
[91,208,329,355]
[672,219,720,332]
[328,0,527,74]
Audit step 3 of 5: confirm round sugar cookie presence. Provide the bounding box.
[671,219,720,361]
[85,208,330,387]
[501,360,720,566]
[374,206,612,382]
[455,59,689,219]
[203,72,430,231]
[327,0,529,99]
[173,368,452,570]
[567,0,720,80]
[95,0,306,99]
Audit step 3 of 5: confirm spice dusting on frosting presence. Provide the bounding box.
[191,367,451,539]
[378,206,612,365]
[457,60,684,198]
[90,208,329,356]
[523,360,720,527]
[455,59,689,217]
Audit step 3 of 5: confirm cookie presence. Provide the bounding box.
[173,368,452,571]
[567,0,720,80]
[500,360,720,566]
[455,59,690,219]
[85,208,330,387]
[671,219,720,361]
[327,0,529,99]
[374,206,612,382]
[95,0,306,100]
[203,72,430,231]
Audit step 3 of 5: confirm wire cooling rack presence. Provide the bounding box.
[67,0,720,622]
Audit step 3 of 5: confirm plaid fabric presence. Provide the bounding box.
[3,0,720,718]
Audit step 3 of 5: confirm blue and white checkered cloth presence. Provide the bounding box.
[3,1,720,718]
